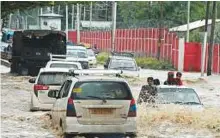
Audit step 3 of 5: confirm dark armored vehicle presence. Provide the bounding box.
[10,30,66,76]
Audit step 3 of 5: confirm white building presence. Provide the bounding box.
[38,13,63,30]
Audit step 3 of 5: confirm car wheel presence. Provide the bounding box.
[63,133,75,138]
[126,133,137,138]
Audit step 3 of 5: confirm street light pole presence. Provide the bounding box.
[66,5,68,41]
[111,1,117,52]
[76,3,80,44]
[186,1,190,42]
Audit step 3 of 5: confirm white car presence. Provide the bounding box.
[48,70,137,137]
[28,68,71,111]
[104,56,141,77]
[87,48,97,68]
[153,85,204,111]
[66,46,89,69]
[45,61,82,70]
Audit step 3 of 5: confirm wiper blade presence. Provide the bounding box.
[184,102,201,105]
[86,96,107,102]
[173,101,184,104]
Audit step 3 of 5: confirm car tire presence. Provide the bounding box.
[126,133,137,138]
[63,133,76,138]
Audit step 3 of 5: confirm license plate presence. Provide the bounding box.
[90,108,113,115]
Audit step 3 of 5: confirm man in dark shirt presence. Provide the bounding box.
[164,72,177,85]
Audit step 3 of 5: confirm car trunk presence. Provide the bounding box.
[73,100,131,125]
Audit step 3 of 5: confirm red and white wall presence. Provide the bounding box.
[68,29,220,74]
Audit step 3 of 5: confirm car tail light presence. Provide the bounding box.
[128,98,137,117]
[33,84,49,97]
[66,97,76,117]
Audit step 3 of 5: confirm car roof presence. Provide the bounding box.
[69,75,127,82]
[67,46,86,49]
[157,85,191,89]
[110,56,134,60]
[39,68,70,73]
[47,61,81,65]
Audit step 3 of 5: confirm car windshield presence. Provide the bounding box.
[71,81,132,100]
[50,63,78,69]
[87,49,95,57]
[109,59,137,71]
[155,88,201,105]
[67,50,88,58]
[37,72,69,85]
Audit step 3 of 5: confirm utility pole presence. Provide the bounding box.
[201,1,210,76]
[186,1,190,42]
[72,5,75,30]
[89,2,93,30]
[76,3,80,44]
[157,1,163,60]
[58,5,60,14]
[66,5,68,41]
[111,1,117,52]
[83,5,86,21]
[207,1,217,76]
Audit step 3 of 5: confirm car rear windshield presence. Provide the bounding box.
[37,72,69,85]
[67,50,88,58]
[156,88,201,104]
[87,49,95,57]
[109,59,137,71]
[50,63,78,69]
[71,81,132,100]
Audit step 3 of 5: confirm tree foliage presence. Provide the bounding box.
[118,1,206,28]
[1,1,89,20]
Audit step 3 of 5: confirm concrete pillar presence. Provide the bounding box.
[178,38,185,72]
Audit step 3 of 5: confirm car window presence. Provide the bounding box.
[62,80,72,98]
[71,81,132,100]
[109,59,137,71]
[87,49,95,57]
[50,63,78,69]
[67,50,88,58]
[58,81,66,98]
[156,88,201,104]
[37,72,69,85]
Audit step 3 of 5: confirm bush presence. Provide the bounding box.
[135,57,174,70]
[96,52,109,64]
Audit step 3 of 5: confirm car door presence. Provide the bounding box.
[52,81,67,125]
[56,80,72,122]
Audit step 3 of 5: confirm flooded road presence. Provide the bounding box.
[1,65,220,138]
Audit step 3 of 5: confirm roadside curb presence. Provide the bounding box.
[1,59,11,68]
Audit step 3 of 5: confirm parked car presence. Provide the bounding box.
[48,70,137,137]
[104,55,140,77]
[45,61,82,70]
[153,85,204,111]
[87,48,97,68]
[66,46,89,69]
[28,68,71,111]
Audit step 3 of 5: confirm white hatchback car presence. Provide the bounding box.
[45,61,82,70]
[48,70,137,137]
[28,68,71,111]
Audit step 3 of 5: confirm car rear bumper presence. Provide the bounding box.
[64,117,137,134]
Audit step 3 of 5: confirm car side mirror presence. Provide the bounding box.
[104,64,107,69]
[48,90,59,99]
[29,78,36,83]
